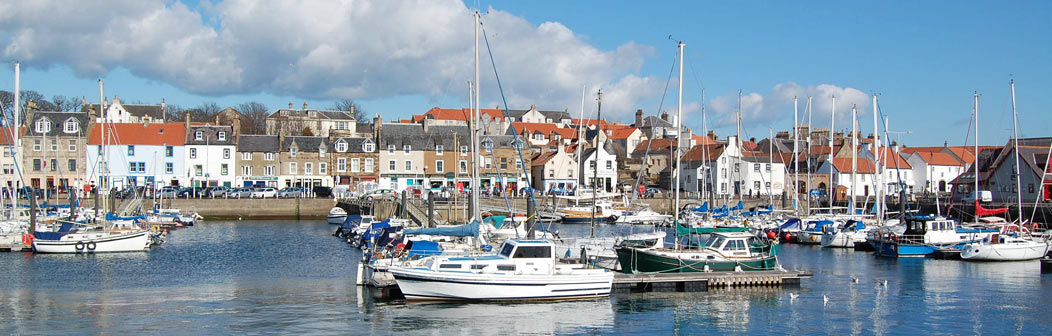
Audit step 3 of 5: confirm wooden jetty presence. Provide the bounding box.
[612,270,812,294]
[0,242,32,252]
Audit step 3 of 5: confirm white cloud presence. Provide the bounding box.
[0,0,659,114]
[708,82,872,130]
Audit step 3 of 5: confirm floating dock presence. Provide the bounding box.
[612,270,812,293]
[0,243,32,252]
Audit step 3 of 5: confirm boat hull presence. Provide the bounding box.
[389,267,613,301]
[615,247,778,273]
[327,215,347,225]
[33,230,151,253]
[561,216,615,224]
[960,241,1050,261]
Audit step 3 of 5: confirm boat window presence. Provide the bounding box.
[724,240,744,251]
[499,244,515,257]
[439,264,462,269]
[704,236,726,249]
[496,265,516,271]
[470,264,486,270]
[513,246,552,258]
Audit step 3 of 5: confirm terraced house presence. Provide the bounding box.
[236,135,280,188]
[378,123,428,191]
[330,135,378,190]
[87,123,186,190]
[22,110,92,192]
[421,125,471,191]
[279,135,331,189]
[185,121,237,187]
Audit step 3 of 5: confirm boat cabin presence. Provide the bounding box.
[429,239,559,275]
[903,217,956,235]
[702,232,769,257]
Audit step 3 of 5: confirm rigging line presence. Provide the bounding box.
[627,48,680,213]
[0,100,29,191]
[480,22,549,234]
[876,100,912,213]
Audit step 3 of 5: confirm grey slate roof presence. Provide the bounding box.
[424,125,471,149]
[238,135,280,152]
[379,123,430,149]
[186,125,236,145]
[506,109,572,121]
[332,136,375,153]
[86,103,165,120]
[272,108,356,120]
[356,122,374,134]
[28,111,90,137]
[282,136,329,153]
[639,116,673,128]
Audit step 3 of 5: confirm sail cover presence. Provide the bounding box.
[975,200,1008,216]
[404,220,480,237]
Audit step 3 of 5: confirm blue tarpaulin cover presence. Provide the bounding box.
[404,220,479,237]
[405,240,443,259]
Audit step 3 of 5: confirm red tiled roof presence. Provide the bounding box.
[741,141,757,151]
[608,127,638,140]
[413,107,506,123]
[88,123,186,146]
[531,151,558,166]
[692,134,715,145]
[0,127,25,145]
[899,146,944,154]
[915,152,963,166]
[634,138,677,152]
[872,150,913,169]
[830,157,877,174]
[681,144,724,162]
[512,122,578,139]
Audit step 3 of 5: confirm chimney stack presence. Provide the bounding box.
[184,111,191,131]
[303,102,308,110]
[161,98,166,122]
[660,111,669,122]
[635,109,643,126]
[233,115,242,137]
[288,101,293,109]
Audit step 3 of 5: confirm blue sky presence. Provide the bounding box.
[1,0,1049,147]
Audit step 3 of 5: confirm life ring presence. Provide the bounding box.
[75,241,85,251]
[151,225,161,233]
[86,241,97,251]
[891,234,898,243]
[22,233,33,245]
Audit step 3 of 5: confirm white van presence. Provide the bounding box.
[964,190,993,202]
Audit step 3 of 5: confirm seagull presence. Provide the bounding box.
[789,293,799,303]
[882,280,888,288]
[823,295,829,305]
[851,276,859,283]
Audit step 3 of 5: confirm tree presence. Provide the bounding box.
[0,89,50,126]
[236,101,270,135]
[184,101,221,123]
[166,104,186,121]
[51,95,81,112]
[331,99,366,120]
[302,126,314,136]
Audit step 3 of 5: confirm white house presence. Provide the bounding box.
[87,96,167,124]
[816,157,878,198]
[578,143,617,192]
[530,145,578,193]
[739,154,786,197]
[905,152,964,194]
[87,123,187,190]
[185,124,237,187]
[0,127,22,191]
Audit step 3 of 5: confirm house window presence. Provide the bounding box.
[166,162,174,174]
[64,119,78,133]
[404,145,411,154]
[336,142,348,152]
[436,145,444,155]
[363,142,374,152]
[405,160,412,171]
[389,160,396,171]
[289,162,298,175]
[223,148,230,159]
[335,122,347,130]
[50,140,57,151]
[1029,184,1035,193]
[365,158,374,172]
[460,160,467,172]
[766,182,771,189]
[606,160,612,170]
[305,163,313,175]
[127,145,134,155]
[242,165,251,176]
[190,148,197,159]
[35,119,50,133]
[2,148,9,157]
[721,168,727,178]
[500,158,508,170]
[319,163,327,174]
[516,158,522,170]
[129,162,136,173]
[460,146,468,156]
[68,159,76,172]
[221,163,229,175]
[166,146,173,157]
[68,140,76,151]
[754,181,761,190]
[195,131,203,141]
[388,145,395,153]
[218,131,226,141]
[568,170,573,178]
[290,146,298,157]
[264,165,274,176]
[195,165,203,176]
[33,139,40,151]
[319,145,326,157]
[754,164,760,172]
[436,160,444,173]
[351,158,360,172]
[548,169,554,178]
[337,158,347,172]
[243,152,251,160]
[33,159,41,171]
[51,159,58,171]
[265,153,274,161]
[590,161,596,169]
[766,164,771,172]
[485,158,492,169]
[735,163,740,172]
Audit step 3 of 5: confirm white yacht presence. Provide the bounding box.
[961,232,1050,261]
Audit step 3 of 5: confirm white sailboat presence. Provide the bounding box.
[33,80,153,254]
[961,81,1050,261]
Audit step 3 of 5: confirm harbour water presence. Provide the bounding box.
[1,220,1050,334]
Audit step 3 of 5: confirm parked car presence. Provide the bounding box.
[158,186,181,198]
[204,186,230,197]
[362,189,395,201]
[177,187,207,198]
[229,187,254,198]
[251,187,278,198]
[519,187,542,196]
[312,186,333,198]
[278,187,306,198]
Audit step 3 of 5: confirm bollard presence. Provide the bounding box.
[428,191,435,228]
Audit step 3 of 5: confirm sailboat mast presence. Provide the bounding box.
[12,62,19,214]
[769,128,774,206]
[674,41,683,221]
[873,94,882,224]
[1010,80,1023,224]
[973,91,979,222]
[471,11,481,222]
[701,89,709,201]
[850,105,858,215]
[98,80,106,216]
[576,85,586,207]
[736,90,742,205]
[805,96,813,213]
[829,95,835,211]
[793,96,799,215]
[591,89,603,238]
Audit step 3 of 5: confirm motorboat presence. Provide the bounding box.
[870,216,997,257]
[615,231,778,273]
[389,239,614,301]
[327,207,348,225]
[820,220,870,248]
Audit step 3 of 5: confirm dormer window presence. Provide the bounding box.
[218,131,227,141]
[319,144,327,156]
[64,119,78,133]
[290,146,298,157]
[460,146,468,156]
[195,131,203,141]
[335,141,348,152]
[436,145,444,155]
[404,145,411,154]
[388,145,395,153]
[35,119,50,133]
[363,140,374,153]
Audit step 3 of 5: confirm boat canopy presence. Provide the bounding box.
[405,240,443,259]
[676,222,750,235]
[404,220,479,237]
[33,222,75,240]
[693,202,709,213]
[484,216,507,229]
[779,218,802,230]
[106,212,146,222]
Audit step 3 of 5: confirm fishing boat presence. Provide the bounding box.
[615,231,778,273]
[870,216,995,257]
[389,238,613,301]
[327,206,348,224]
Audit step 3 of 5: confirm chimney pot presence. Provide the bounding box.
[303,102,308,110]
